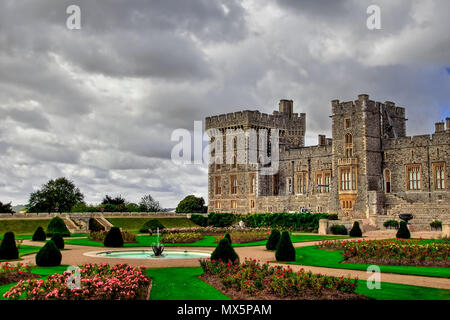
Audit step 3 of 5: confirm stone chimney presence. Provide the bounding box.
[318,134,326,146]
[435,121,445,133]
[446,118,450,133]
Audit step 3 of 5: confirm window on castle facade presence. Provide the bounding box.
[345,118,351,129]
[433,163,445,190]
[215,201,221,209]
[340,167,356,191]
[249,174,256,194]
[406,165,421,190]
[230,200,237,209]
[286,177,293,194]
[249,199,255,209]
[296,172,307,194]
[345,133,353,158]
[230,175,237,194]
[214,177,221,195]
[314,171,331,193]
[324,172,331,192]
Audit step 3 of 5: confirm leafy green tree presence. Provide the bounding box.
[175,195,207,213]
[139,194,162,212]
[26,177,84,213]
[0,201,14,214]
[102,195,126,205]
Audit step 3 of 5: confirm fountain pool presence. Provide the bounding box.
[88,249,211,260]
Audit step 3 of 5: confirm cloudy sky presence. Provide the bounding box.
[0,0,449,208]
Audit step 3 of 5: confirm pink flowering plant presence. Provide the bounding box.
[3,263,150,300]
[200,258,358,297]
[318,239,450,266]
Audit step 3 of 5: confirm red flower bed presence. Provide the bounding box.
[199,259,364,300]
[0,262,38,286]
[3,263,150,300]
[318,239,450,266]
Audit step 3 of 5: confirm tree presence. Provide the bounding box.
[349,221,363,237]
[210,238,239,263]
[102,195,126,205]
[0,201,14,214]
[139,194,162,212]
[175,195,207,213]
[0,232,19,260]
[275,231,296,261]
[266,229,281,250]
[35,241,62,267]
[26,177,84,213]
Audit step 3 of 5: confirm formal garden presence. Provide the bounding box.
[0,211,448,301]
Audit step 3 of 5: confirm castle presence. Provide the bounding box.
[205,94,450,229]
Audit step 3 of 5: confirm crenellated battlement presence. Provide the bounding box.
[383,131,450,149]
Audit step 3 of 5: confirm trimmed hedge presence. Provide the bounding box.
[47,216,70,237]
[330,224,348,235]
[266,229,281,250]
[275,231,295,261]
[224,233,232,245]
[396,221,411,239]
[51,233,64,249]
[139,219,165,233]
[210,238,239,263]
[104,227,124,247]
[190,214,208,227]
[32,226,46,241]
[208,213,236,227]
[0,232,19,260]
[35,240,62,266]
[88,218,105,232]
[349,222,362,237]
[243,212,338,232]
[383,220,399,229]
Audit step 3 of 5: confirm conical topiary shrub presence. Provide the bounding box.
[211,238,239,263]
[349,221,362,237]
[104,227,124,247]
[224,233,232,245]
[0,232,19,260]
[396,221,411,239]
[51,233,64,249]
[47,216,71,237]
[35,240,62,267]
[266,229,281,250]
[32,226,46,241]
[275,231,296,261]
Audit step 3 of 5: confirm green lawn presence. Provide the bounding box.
[292,245,450,278]
[146,267,230,300]
[63,234,349,248]
[106,217,199,232]
[0,219,51,235]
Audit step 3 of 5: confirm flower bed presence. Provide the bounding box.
[161,232,203,244]
[4,263,151,300]
[213,231,269,244]
[161,226,270,236]
[0,262,38,285]
[199,259,365,300]
[318,239,450,267]
[89,231,137,243]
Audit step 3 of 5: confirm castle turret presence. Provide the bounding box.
[279,99,293,116]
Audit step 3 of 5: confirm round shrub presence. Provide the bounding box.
[0,232,19,260]
[88,218,105,232]
[330,224,348,235]
[349,221,362,237]
[275,231,295,261]
[104,227,124,247]
[35,240,62,267]
[139,219,165,233]
[50,233,64,249]
[266,229,281,250]
[32,226,46,241]
[396,221,411,239]
[224,233,232,245]
[430,220,442,230]
[47,216,71,237]
[383,220,399,229]
[211,238,239,263]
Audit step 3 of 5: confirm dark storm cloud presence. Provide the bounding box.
[0,0,448,207]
